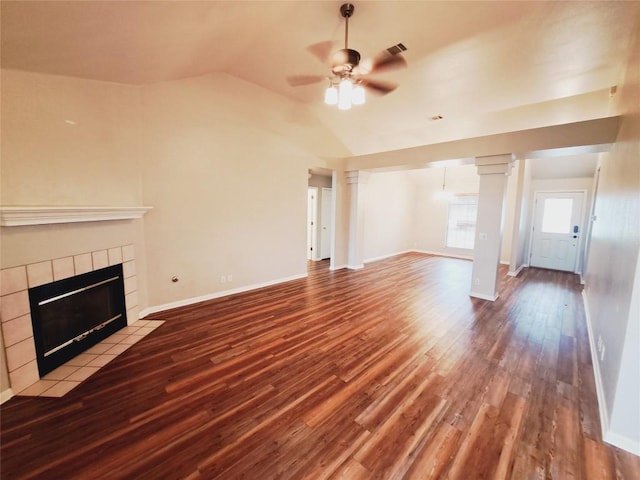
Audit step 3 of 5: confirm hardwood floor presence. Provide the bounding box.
[1,253,638,479]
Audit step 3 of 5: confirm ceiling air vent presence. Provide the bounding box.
[387,43,407,56]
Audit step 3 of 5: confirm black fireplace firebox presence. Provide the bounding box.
[28,264,127,377]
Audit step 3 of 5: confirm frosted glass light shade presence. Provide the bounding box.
[324,86,338,105]
[352,85,365,105]
[338,79,353,110]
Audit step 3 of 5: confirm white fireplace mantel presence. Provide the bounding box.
[0,206,153,226]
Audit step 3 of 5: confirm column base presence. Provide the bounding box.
[469,291,499,301]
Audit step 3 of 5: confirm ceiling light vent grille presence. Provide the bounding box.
[387,43,407,55]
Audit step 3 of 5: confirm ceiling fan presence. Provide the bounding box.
[286,3,408,109]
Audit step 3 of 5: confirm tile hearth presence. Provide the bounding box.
[16,319,163,398]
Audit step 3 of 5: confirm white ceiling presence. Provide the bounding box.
[529,154,598,179]
[2,1,638,160]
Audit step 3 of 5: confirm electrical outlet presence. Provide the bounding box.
[227,274,233,282]
[473,278,480,286]
[220,276,226,284]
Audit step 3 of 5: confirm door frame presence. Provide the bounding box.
[307,187,318,261]
[527,189,588,273]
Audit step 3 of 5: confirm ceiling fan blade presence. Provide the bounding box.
[286,75,325,87]
[307,41,335,64]
[360,78,398,95]
[368,51,408,74]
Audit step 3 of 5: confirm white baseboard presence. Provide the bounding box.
[140,272,308,318]
[605,430,640,456]
[364,250,413,264]
[329,264,348,271]
[1,388,14,404]
[412,249,473,261]
[469,291,499,301]
[507,264,526,277]
[347,264,364,270]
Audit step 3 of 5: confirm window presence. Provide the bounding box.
[446,195,478,249]
[541,198,573,233]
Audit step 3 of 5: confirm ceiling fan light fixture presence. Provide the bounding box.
[288,3,407,109]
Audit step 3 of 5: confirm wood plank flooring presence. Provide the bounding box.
[1,253,638,479]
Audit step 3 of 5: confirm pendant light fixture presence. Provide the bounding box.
[435,167,454,201]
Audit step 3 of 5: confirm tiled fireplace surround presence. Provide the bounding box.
[1,243,141,395]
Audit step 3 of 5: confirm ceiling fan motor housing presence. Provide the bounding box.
[340,3,355,18]
[331,48,361,74]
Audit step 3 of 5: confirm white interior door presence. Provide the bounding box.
[320,188,332,259]
[307,188,317,260]
[530,191,584,272]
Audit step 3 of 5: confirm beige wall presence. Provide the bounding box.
[360,165,522,264]
[0,328,9,397]
[0,70,143,206]
[584,26,640,451]
[410,165,482,258]
[363,171,413,261]
[513,160,533,272]
[139,73,323,308]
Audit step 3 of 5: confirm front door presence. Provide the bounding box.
[530,191,585,272]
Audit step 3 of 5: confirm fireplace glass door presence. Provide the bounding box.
[29,264,127,376]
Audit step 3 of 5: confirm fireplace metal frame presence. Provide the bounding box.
[28,263,127,377]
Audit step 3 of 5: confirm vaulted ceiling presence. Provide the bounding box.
[2,1,638,159]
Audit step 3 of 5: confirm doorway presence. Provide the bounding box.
[529,191,585,272]
[307,169,334,268]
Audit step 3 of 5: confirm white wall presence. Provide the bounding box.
[505,159,531,274]
[0,327,8,400]
[0,70,143,207]
[362,165,524,264]
[501,163,519,264]
[363,171,413,262]
[410,165,481,259]
[139,73,325,308]
[583,27,640,454]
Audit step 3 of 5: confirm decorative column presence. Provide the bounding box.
[346,170,369,269]
[470,154,513,301]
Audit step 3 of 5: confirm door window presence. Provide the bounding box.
[541,198,573,234]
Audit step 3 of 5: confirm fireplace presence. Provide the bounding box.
[0,207,149,397]
[28,264,128,376]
